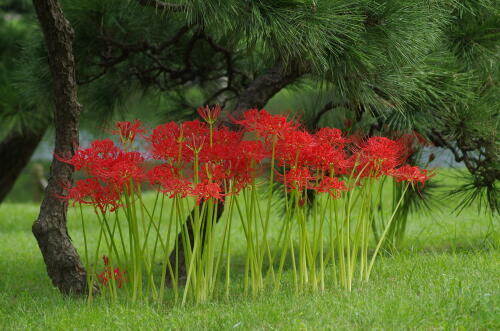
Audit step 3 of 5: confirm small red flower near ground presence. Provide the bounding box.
[97,256,126,288]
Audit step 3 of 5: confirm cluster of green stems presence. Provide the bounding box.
[78,154,412,305]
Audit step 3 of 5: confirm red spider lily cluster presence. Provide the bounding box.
[60,106,433,303]
[61,108,430,211]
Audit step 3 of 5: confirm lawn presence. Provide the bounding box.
[0,170,499,330]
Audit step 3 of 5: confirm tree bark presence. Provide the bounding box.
[0,127,46,203]
[232,62,304,118]
[166,62,304,285]
[31,0,89,295]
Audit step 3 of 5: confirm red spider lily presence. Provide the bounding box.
[276,129,315,167]
[315,127,349,149]
[60,139,121,172]
[60,140,145,191]
[182,120,209,138]
[147,163,178,185]
[88,152,145,191]
[307,142,350,175]
[112,120,146,145]
[230,140,268,189]
[113,268,126,288]
[191,181,224,205]
[97,256,126,288]
[200,127,243,163]
[147,164,192,198]
[103,255,110,266]
[237,140,268,164]
[231,173,253,195]
[182,120,208,162]
[390,165,433,185]
[233,109,299,139]
[197,104,221,125]
[354,136,406,176]
[315,176,348,198]
[200,162,230,183]
[280,167,315,192]
[63,178,121,213]
[148,122,183,162]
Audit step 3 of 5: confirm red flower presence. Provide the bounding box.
[200,127,243,163]
[112,120,146,145]
[67,151,144,194]
[233,109,298,139]
[63,178,121,213]
[315,177,348,198]
[276,130,315,167]
[148,122,183,162]
[191,181,224,205]
[315,127,349,149]
[182,120,209,138]
[97,151,145,189]
[113,267,126,288]
[200,162,229,183]
[103,255,109,266]
[355,136,406,176]
[97,270,108,286]
[97,256,126,288]
[182,120,209,162]
[307,142,349,174]
[231,140,268,188]
[147,164,192,198]
[197,104,221,124]
[60,139,120,172]
[281,167,314,192]
[390,165,432,185]
[237,140,268,164]
[60,140,145,192]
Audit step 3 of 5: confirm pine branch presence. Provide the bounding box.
[312,101,342,130]
[232,62,305,117]
[429,129,477,171]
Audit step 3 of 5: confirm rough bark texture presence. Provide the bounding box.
[0,127,46,203]
[167,63,304,285]
[232,63,304,118]
[31,0,89,295]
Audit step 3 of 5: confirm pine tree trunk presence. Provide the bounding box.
[166,63,304,285]
[0,127,46,203]
[31,0,91,295]
[232,63,304,117]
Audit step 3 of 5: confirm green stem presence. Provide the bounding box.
[366,184,410,281]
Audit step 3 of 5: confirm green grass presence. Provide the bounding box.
[0,170,499,330]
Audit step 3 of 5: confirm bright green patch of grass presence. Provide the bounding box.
[0,170,499,330]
